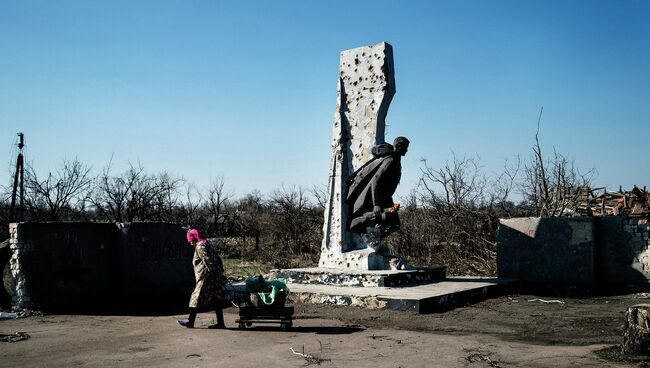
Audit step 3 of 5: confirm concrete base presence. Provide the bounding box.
[286,277,516,313]
[318,248,388,270]
[271,266,446,287]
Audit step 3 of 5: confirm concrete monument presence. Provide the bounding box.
[274,43,478,313]
[319,42,406,270]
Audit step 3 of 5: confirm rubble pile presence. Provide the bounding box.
[588,186,650,217]
[0,307,43,319]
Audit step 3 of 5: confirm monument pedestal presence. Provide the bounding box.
[272,265,446,288]
[268,266,515,313]
[318,248,387,270]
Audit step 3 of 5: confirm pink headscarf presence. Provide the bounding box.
[186,229,205,244]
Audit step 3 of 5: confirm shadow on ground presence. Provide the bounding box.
[39,298,193,317]
[231,325,365,334]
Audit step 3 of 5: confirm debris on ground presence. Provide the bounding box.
[465,350,501,367]
[0,311,18,319]
[527,298,565,305]
[290,343,331,365]
[594,345,650,364]
[0,332,30,343]
[0,307,44,318]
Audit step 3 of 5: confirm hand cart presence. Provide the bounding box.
[232,282,294,330]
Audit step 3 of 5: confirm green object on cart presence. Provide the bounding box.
[244,276,290,305]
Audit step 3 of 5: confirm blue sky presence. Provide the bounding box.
[1,1,648,199]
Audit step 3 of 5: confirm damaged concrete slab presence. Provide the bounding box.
[272,266,446,287]
[286,277,516,313]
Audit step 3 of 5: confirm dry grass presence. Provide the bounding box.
[222,258,274,279]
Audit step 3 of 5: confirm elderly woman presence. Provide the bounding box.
[178,229,227,329]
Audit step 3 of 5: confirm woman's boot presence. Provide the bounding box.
[178,308,197,328]
[208,307,226,329]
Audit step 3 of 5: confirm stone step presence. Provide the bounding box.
[270,266,446,287]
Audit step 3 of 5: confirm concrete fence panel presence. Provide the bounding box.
[118,222,194,300]
[497,217,595,284]
[498,216,650,284]
[8,222,194,309]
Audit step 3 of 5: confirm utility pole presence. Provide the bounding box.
[9,133,25,222]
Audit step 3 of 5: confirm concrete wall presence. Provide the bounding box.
[497,216,650,284]
[9,222,194,309]
[118,223,194,300]
[497,217,596,284]
[595,217,650,283]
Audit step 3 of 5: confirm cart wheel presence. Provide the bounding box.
[281,322,292,331]
[238,322,246,329]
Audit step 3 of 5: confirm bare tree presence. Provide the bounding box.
[420,153,487,210]
[23,159,93,221]
[89,162,183,222]
[267,185,321,265]
[522,108,596,216]
[90,163,139,222]
[0,187,12,239]
[236,190,265,251]
[179,182,204,226]
[205,176,232,236]
[385,154,499,275]
[310,184,328,211]
[147,171,184,222]
[492,157,521,218]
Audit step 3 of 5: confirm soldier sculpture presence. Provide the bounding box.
[346,136,409,242]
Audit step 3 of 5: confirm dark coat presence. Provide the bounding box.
[346,154,402,218]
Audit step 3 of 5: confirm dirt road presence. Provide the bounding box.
[1,292,645,367]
